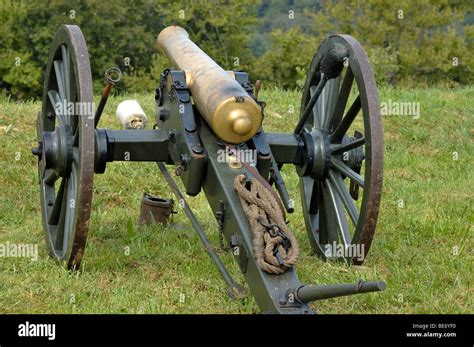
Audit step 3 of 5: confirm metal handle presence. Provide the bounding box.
[94,67,122,127]
[291,280,386,303]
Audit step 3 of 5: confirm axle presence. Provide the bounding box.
[92,129,303,170]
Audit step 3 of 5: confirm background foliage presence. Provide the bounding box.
[0,0,472,98]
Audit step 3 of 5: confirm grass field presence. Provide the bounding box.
[0,87,472,314]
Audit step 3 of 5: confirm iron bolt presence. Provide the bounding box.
[192,145,203,154]
[159,109,168,122]
[180,154,189,168]
[169,131,176,143]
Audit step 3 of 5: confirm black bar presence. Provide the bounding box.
[0,314,471,344]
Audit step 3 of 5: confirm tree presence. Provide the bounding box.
[254,27,317,89]
[306,0,473,86]
[0,0,261,98]
[155,1,259,72]
[0,1,41,98]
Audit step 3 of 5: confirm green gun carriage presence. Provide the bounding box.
[32,24,385,314]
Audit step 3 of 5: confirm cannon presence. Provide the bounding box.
[32,24,384,314]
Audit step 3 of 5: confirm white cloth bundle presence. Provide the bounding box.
[116,100,148,129]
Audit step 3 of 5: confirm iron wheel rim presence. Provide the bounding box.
[37,25,94,270]
[299,34,383,264]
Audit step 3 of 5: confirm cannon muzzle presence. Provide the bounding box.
[157,25,262,144]
[291,280,386,303]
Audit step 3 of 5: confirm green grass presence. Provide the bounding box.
[0,87,472,314]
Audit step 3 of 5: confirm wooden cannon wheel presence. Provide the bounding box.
[33,25,94,270]
[298,34,384,265]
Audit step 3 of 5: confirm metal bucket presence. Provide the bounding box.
[139,193,174,225]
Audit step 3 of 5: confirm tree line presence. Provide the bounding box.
[0,0,472,99]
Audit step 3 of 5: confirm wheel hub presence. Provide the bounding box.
[296,128,331,180]
[35,123,74,178]
[297,128,365,181]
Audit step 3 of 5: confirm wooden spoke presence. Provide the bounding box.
[331,158,365,188]
[48,178,66,225]
[331,136,365,154]
[330,68,354,131]
[53,60,67,102]
[308,179,319,214]
[320,76,341,130]
[328,170,359,225]
[330,95,361,142]
[322,179,351,248]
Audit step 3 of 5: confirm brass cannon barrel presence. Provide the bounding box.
[157,26,262,144]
